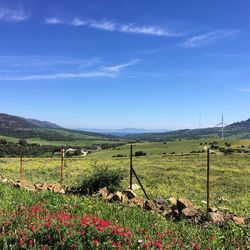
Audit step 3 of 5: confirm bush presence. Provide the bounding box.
[225,142,231,147]
[19,138,27,146]
[134,151,147,156]
[79,167,125,194]
[112,154,124,158]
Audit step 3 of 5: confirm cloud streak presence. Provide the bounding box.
[179,29,240,48]
[0,8,29,22]
[45,17,63,25]
[45,17,183,37]
[101,59,139,73]
[5,71,114,80]
[0,57,139,81]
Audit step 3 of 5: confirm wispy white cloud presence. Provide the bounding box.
[70,18,87,27]
[119,24,176,36]
[5,71,115,80]
[0,56,138,81]
[0,7,29,22]
[101,59,139,73]
[0,55,101,68]
[45,17,63,25]
[89,20,116,31]
[179,29,240,48]
[135,47,169,56]
[45,17,183,37]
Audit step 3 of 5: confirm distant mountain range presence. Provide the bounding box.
[0,113,118,142]
[1,113,250,142]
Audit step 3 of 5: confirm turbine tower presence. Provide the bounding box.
[215,113,227,139]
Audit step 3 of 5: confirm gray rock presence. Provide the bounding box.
[208,207,218,213]
[111,191,124,202]
[124,189,137,199]
[168,197,177,206]
[208,212,225,224]
[182,207,198,218]
[144,200,157,211]
[99,187,109,199]
[162,209,173,218]
[232,216,245,225]
[154,196,167,206]
[129,197,144,208]
[177,197,195,211]
[105,193,114,201]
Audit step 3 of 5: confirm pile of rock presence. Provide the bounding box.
[0,174,248,227]
[97,187,144,207]
[0,175,65,193]
[96,187,249,227]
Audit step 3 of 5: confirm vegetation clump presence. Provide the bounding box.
[78,167,125,195]
[112,154,125,157]
[135,151,147,157]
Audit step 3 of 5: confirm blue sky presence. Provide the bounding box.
[0,0,250,129]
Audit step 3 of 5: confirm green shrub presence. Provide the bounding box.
[79,167,125,194]
[135,151,147,156]
[112,154,124,157]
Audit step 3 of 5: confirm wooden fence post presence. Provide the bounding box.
[60,148,65,187]
[19,146,24,180]
[207,148,210,212]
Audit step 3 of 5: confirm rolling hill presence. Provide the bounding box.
[0,113,61,130]
[0,113,124,144]
[125,118,250,141]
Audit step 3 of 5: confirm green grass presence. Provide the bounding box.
[26,137,126,146]
[0,138,249,248]
[0,135,19,143]
[0,183,249,249]
[0,134,127,147]
[0,139,249,217]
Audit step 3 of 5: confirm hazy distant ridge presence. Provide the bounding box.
[125,117,250,141]
[0,113,118,141]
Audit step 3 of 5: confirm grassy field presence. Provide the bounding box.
[0,139,249,248]
[1,182,248,249]
[26,137,125,146]
[0,134,127,147]
[0,139,249,217]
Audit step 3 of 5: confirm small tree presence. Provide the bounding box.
[19,139,27,147]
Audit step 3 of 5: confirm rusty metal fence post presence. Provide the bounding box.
[129,145,149,199]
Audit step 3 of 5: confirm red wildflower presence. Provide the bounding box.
[93,239,99,247]
[45,221,50,227]
[19,239,23,247]
[193,243,199,250]
[157,232,163,239]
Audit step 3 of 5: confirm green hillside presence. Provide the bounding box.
[126,118,250,141]
[0,113,126,146]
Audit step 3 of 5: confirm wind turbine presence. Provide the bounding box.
[215,113,227,139]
